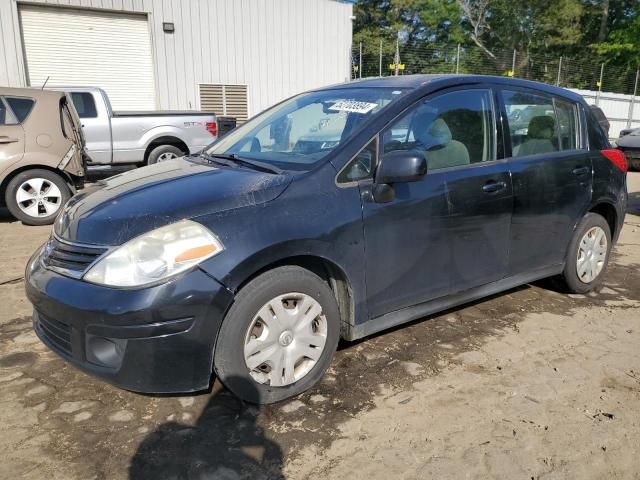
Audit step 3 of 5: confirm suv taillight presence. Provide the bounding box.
[206,121,218,137]
[601,149,628,174]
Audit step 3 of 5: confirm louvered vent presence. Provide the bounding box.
[199,84,248,123]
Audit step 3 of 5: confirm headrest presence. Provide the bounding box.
[413,110,452,147]
[428,118,452,145]
[528,116,555,139]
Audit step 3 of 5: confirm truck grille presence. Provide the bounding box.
[35,313,72,356]
[42,236,107,276]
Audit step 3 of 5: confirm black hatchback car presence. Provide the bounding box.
[26,75,628,404]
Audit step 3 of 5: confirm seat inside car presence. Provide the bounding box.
[515,115,558,157]
[414,115,470,169]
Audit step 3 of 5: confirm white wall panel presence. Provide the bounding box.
[1,0,353,116]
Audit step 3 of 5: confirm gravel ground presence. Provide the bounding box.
[0,173,639,480]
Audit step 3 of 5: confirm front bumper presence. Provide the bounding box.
[25,249,234,393]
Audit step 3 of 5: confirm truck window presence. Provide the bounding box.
[70,92,98,118]
[5,97,35,123]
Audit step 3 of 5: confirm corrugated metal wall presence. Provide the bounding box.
[0,0,353,115]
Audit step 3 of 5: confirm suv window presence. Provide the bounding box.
[70,92,98,118]
[0,98,18,125]
[0,99,6,125]
[5,97,35,123]
[503,90,559,157]
[382,89,495,170]
[555,99,578,150]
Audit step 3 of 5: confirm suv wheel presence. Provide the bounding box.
[147,145,184,165]
[214,266,341,404]
[5,169,71,226]
[560,212,612,294]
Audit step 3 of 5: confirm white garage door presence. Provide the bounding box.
[20,5,156,111]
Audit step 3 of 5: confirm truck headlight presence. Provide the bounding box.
[83,220,223,287]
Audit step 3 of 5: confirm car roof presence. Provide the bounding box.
[0,86,66,100]
[322,74,585,103]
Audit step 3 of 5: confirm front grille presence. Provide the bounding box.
[36,313,72,356]
[42,236,107,275]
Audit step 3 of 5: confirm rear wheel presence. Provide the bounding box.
[559,212,612,294]
[147,145,184,165]
[5,169,71,226]
[214,266,340,404]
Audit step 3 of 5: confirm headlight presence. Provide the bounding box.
[83,220,223,287]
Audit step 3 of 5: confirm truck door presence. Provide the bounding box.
[69,91,112,164]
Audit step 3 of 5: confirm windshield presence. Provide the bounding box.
[206,87,409,170]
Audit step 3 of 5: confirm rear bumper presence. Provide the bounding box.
[25,249,234,393]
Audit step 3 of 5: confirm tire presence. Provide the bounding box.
[629,158,640,171]
[5,169,71,226]
[214,266,341,404]
[147,145,184,165]
[559,212,612,294]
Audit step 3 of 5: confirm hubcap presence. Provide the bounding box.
[244,293,327,387]
[576,226,608,284]
[16,178,63,218]
[157,152,178,162]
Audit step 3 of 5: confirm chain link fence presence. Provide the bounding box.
[350,41,640,135]
[351,41,639,97]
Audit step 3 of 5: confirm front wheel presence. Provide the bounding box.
[214,266,341,404]
[559,212,612,294]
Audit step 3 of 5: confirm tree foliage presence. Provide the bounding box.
[353,0,640,72]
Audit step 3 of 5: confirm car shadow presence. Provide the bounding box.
[129,376,284,480]
[0,207,17,223]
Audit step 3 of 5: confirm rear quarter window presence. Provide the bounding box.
[5,97,35,123]
[584,105,609,150]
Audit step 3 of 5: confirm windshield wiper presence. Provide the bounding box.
[196,153,236,169]
[203,153,283,175]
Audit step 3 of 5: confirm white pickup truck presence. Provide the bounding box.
[62,87,218,166]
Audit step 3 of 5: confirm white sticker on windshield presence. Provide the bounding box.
[328,100,378,114]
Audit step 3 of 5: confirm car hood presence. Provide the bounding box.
[617,131,640,148]
[55,158,292,245]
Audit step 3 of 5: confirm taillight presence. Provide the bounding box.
[206,121,218,137]
[601,149,628,173]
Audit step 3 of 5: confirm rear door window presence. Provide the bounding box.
[503,90,559,157]
[554,99,579,151]
[5,97,35,123]
[70,92,98,118]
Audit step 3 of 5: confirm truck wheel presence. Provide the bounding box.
[147,145,184,165]
[214,266,341,404]
[559,212,612,294]
[5,169,71,226]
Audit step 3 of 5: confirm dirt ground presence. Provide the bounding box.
[1,174,639,480]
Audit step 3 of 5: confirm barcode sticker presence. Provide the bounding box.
[328,100,378,114]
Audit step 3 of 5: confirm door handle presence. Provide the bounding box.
[572,166,590,176]
[0,136,19,144]
[482,180,507,193]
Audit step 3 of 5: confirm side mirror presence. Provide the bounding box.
[375,150,427,184]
